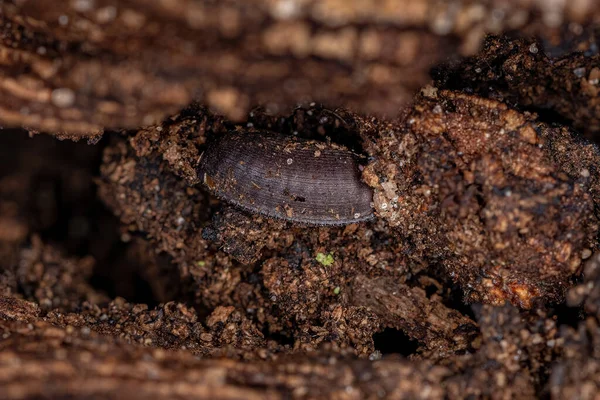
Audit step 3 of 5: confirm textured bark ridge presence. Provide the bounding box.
[1,1,600,399]
[0,1,599,135]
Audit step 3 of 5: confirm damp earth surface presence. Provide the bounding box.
[1,1,600,399]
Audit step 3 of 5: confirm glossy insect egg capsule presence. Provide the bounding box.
[198,131,374,225]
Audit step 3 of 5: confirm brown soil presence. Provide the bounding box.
[1,1,600,399]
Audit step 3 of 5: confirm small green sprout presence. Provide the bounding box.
[196,260,206,267]
[315,252,335,266]
[333,286,341,295]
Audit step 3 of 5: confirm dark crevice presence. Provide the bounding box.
[0,130,165,307]
[263,327,295,347]
[373,328,419,357]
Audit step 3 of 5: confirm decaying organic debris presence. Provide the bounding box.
[0,287,563,399]
[435,35,600,138]
[100,93,600,308]
[2,1,600,399]
[98,108,480,357]
[361,90,600,307]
